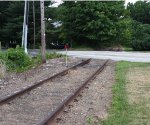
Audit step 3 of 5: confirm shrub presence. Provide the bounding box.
[0,51,7,61]
[6,46,32,71]
[131,38,150,51]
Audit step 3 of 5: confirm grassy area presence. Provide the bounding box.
[71,44,94,51]
[123,47,133,51]
[102,61,150,125]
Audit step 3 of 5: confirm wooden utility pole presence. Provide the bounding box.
[40,0,46,63]
[33,0,35,49]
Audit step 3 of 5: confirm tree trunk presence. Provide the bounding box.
[40,0,46,63]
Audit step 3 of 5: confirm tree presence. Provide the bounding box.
[0,1,11,44]
[0,1,51,48]
[2,2,24,47]
[127,1,150,24]
[131,21,150,50]
[58,1,126,48]
[40,0,46,63]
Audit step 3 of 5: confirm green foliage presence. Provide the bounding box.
[0,52,7,61]
[0,47,64,72]
[115,18,132,46]
[7,46,32,70]
[86,116,94,125]
[127,1,150,24]
[131,21,150,50]
[0,1,51,48]
[46,52,63,59]
[36,52,64,64]
[59,1,126,48]
[0,46,32,71]
[126,1,150,51]
[1,1,149,50]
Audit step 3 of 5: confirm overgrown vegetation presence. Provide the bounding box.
[36,51,63,64]
[7,46,32,70]
[0,46,63,72]
[102,61,150,125]
[0,46,32,72]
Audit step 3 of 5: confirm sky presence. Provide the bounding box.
[51,0,139,7]
[125,0,138,6]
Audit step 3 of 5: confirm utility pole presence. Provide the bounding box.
[22,0,27,47]
[22,0,29,54]
[40,0,46,63]
[33,0,35,49]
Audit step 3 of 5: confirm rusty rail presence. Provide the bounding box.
[37,60,109,125]
[0,59,91,105]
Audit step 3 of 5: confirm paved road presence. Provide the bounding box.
[3,49,149,62]
[58,51,150,62]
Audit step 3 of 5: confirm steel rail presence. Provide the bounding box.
[0,59,91,105]
[37,59,109,125]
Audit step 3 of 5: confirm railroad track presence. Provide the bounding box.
[0,59,109,125]
[0,59,91,105]
[37,60,109,125]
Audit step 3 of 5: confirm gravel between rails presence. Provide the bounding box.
[0,59,105,125]
[0,57,83,97]
[53,60,115,125]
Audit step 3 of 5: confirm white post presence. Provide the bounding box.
[65,47,68,67]
[24,25,28,54]
[22,0,29,54]
[22,0,27,47]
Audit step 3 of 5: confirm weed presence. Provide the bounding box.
[86,116,94,125]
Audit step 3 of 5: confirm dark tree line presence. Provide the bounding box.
[0,1,150,50]
[0,1,51,48]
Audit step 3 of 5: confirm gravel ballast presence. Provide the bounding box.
[0,59,107,125]
[53,60,115,125]
[0,57,83,97]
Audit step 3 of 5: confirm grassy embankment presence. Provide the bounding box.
[102,61,150,125]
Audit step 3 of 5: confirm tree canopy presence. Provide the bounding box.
[0,1,51,48]
[0,1,150,50]
[127,1,150,24]
[58,1,126,48]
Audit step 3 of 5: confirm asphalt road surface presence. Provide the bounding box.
[4,49,149,62]
[58,51,150,62]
